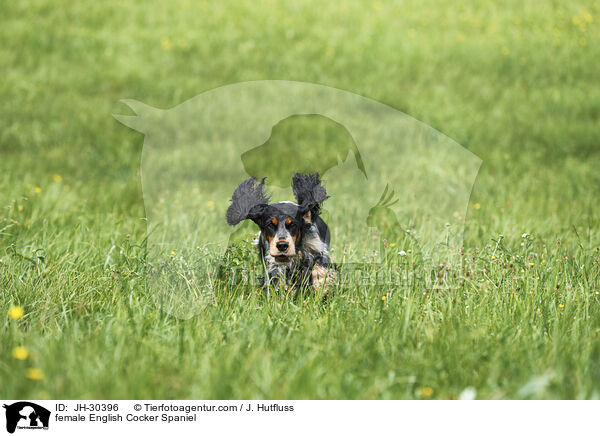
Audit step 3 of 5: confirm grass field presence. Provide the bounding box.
[1,0,600,399]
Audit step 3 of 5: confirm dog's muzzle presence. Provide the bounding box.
[274,240,293,264]
[274,255,292,264]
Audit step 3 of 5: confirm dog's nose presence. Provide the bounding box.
[276,241,289,252]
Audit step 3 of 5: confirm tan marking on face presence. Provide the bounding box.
[285,218,292,226]
[271,218,278,226]
[269,232,296,259]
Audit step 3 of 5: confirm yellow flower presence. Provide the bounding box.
[419,387,434,398]
[529,262,534,266]
[389,243,396,248]
[12,347,29,360]
[170,250,176,256]
[8,306,24,320]
[541,259,546,264]
[381,296,386,301]
[474,203,481,210]
[18,205,24,211]
[33,187,41,194]
[52,174,63,183]
[160,37,172,51]
[558,304,564,309]
[207,201,215,207]
[26,368,44,381]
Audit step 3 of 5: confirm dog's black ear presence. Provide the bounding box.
[292,173,329,224]
[226,177,270,226]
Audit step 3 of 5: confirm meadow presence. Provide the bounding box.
[1,0,599,399]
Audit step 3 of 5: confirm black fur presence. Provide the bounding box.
[225,177,270,226]
[292,173,330,217]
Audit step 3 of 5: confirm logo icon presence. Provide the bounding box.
[3,402,50,434]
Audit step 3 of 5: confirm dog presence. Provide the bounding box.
[226,173,336,297]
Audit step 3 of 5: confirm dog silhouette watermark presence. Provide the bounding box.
[115,80,481,318]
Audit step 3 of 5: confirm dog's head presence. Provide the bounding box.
[226,173,329,264]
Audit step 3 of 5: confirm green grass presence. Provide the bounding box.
[1,0,600,399]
